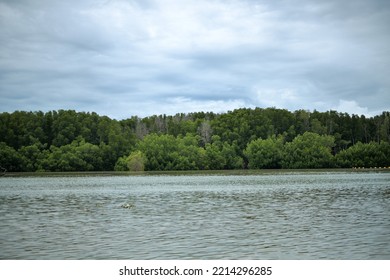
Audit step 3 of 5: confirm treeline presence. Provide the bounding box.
[0,108,389,172]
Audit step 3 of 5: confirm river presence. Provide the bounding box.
[0,171,389,259]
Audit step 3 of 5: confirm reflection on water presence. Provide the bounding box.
[0,172,389,259]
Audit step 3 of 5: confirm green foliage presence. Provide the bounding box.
[114,156,128,171]
[137,134,177,171]
[282,132,335,169]
[18,143,47,171]
[175,134,207,170]
[0,109,389,172]
[127,151,147,171]
[137,133,207,171]
[244,136,284,169]
[335,142,390,168]
[38,137,103,171]
[0,142,23,171]
[204,136,226,170]
[220,142,243,169]
[115,151,147,171]
[205,136,243,169]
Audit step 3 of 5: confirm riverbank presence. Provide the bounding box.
[3,168,390,177]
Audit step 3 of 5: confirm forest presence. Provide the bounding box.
[1,108,390,172]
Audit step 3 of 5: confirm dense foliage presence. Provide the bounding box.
[1,108,389,171]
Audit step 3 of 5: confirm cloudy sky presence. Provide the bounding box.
[0,0,389,119]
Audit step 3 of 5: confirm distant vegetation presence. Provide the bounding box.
[1,108,389,172]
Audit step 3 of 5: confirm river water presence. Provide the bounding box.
[0,171,389,259]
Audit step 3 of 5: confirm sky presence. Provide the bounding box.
[0,0,389,119]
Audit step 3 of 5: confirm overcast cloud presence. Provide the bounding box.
[0,0,389,119]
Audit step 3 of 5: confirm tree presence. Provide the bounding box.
[205,135,227,170]
[75,139,104,170]
[379,112,390,142]
[38,137,103,171]
[127,151,147,171]
[310,118,327,135]
[51,110,80,146]
[115,151,147,171]
[205,135,243,169]
[174,134,207,170]
[136,133,207,171]
[198,121,213,145]
[244,136,284,169]
[18,143,46,171]
[335,141,390,168]
[221,141,244,169]
[0,142,23,171]
[282,132,335,168]
[1,109,389,172]
[137,134,179,171]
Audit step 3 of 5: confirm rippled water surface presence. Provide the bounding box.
[1,171,389,259]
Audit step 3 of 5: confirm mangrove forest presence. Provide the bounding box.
[1,108,389,172]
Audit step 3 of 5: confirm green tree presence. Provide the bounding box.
[282,132,335,168]
[127,151,146,171]
[335,141,390,168]
[137,134,178,171]
[114,156,128,171]
[205,135,243,169]
[221,141,243,169]
[39,137,103,171]
[76,139,104,170]
[244,136,284,169]
[205,136,226,170]
[51,110,80,146]
[18,143,46,171]
[115,150,147,171]
[0,142,23,171]
[174,134,207,170]
[310,118,327,135]
[1,109,389,172]
[135,133,207,171]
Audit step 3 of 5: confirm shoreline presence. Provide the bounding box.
[2,168,390,177]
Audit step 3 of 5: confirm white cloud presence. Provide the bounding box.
[254,88,298,108]
[98,96,248,119]
[163,97,247,115]
[333,100,370,116]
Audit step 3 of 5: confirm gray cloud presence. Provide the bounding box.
[0,0,389,119]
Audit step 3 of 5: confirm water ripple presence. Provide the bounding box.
[0,172,389,259]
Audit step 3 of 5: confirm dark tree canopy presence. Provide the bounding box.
[1,108,389,171]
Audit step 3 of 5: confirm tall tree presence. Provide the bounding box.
[282,132,335,169]
[244,136,284,169]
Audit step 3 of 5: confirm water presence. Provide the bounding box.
[0,171,389,259]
